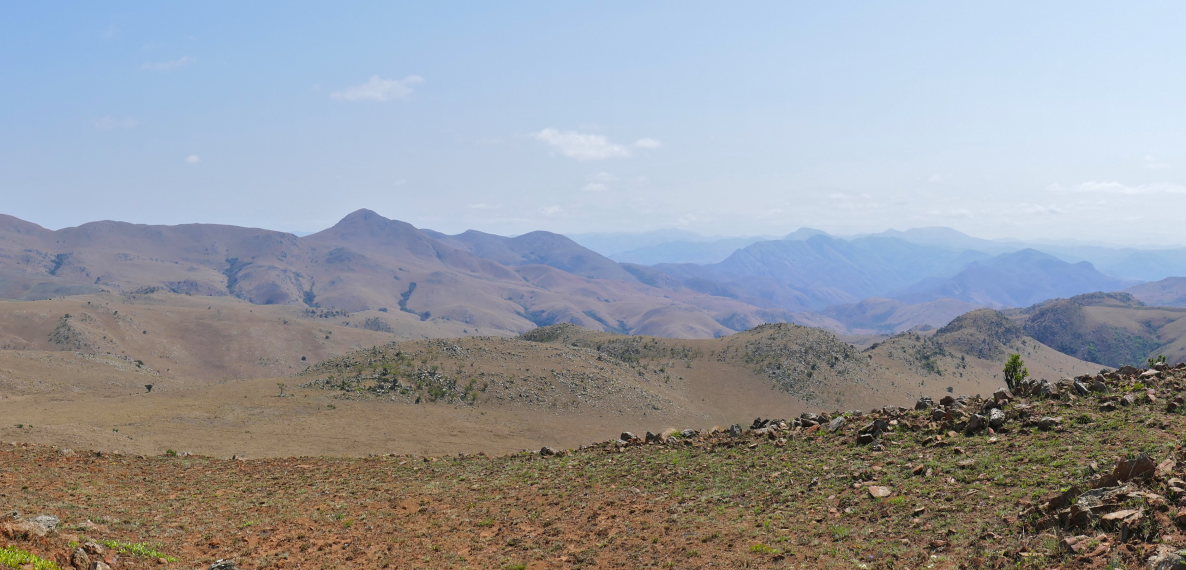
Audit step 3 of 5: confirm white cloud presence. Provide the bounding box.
[582,183,610,192]
[92,116,139,130]
[330,75,423,102]
[185,154,201,164]
[142,56,197,72]
[633,137,662,149]
[927,173,943,183]
[533,128,631,161]
[540,205,565,216]
[1051,181,1186,195]
[1144,155,1170,169]
[468,203,497,210]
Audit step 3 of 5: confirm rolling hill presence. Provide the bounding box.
[1004,292,1186,368]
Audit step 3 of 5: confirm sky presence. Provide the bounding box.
[4,2,1186,246]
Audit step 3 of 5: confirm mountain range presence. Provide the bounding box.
[4,210,1186,342]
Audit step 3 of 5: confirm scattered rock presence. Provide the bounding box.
[988,408,1006,429]
[1149,545,1186,570]
[210,561,239,570]
[965,414,986,434]
[827,416,846,433]
[867,486,892,498]
[70,547,91,570]
[26,514,59,534]
[1036,416,1062,430]
[539,446,557,457]
[1061,533,1111,558]
[0,513,59,539]
[1113,454,1156,482]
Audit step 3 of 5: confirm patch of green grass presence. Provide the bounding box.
[0,546,63,570]
[749,542,781,555]
[829,525,852,541]
[96,540,178,562]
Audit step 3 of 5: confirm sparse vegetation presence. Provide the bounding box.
[6,362,1186,567]
[1004,353,1028,391]
[0,546,61,570]
[95,539,177,562]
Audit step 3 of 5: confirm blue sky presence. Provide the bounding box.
[4,2,1186,245]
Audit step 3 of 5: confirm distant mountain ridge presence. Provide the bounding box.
[0,209,803,338]
[2,211,1182,337]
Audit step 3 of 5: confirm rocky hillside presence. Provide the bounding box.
[300,337,678,413]
[302,323,1101,415]
[1006,292,1186,367]
[5,361,1186,568]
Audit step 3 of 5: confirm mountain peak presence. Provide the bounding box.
[785,228,827,241]
[336,208,387,226]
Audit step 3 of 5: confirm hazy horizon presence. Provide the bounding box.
[6,3,1186,247]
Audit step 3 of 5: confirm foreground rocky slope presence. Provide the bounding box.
[8,362,1186,568]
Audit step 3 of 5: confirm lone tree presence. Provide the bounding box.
[1003,353,1028,391]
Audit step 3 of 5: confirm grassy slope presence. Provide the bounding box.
[0,292,465,382]
[5,366,1186,568]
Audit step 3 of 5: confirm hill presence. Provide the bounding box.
[300,321,1097,420]
[821,297,982,334]
[1006,292,1186,368]
[0,312,1102,462]
[1126,277,1186,307]
[3,360,1185,568]
[0,292,429,382]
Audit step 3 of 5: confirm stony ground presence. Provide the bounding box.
[7,364,1186,569]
